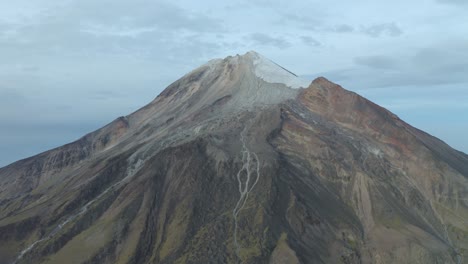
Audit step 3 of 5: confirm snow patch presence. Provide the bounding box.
[248,52,311,89]
[194,125,202,135]
[367,146,382,157]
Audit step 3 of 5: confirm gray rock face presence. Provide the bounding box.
[0,51,467,264]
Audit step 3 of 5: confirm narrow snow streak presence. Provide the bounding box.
[232,127,261,263]
[12,159,144,264]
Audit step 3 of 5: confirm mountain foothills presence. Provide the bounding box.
[0,51,467,264]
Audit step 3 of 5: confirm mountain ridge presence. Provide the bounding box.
[0,51,467,264]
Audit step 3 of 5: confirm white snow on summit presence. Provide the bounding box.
[247,51,311,89]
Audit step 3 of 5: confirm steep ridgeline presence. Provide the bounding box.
[0,51,467,264]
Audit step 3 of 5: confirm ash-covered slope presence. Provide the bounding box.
[0,51,467,264]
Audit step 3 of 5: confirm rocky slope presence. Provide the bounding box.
[0,51,467,264]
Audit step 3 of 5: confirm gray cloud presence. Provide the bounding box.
[20,65,40,72]
[361,23,403,37]
[411,45,468,73]
[0,89,27,107]
[354,55,397,69]
[248,33,292,49]
[276,12,322,31]
[0,0,227,62]
[69,0,224,33]
[314,40,468,89]
[300,36,321,47]
[332,24,354,33]
[437,0,468,5]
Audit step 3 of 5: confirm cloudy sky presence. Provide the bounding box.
[0,0,467,167]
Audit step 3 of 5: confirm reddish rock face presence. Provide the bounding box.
[300,77,411,153]
[0,52,466,264]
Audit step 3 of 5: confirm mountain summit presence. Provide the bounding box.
[0,52,467,264]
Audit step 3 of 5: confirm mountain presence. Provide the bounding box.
[0,51,467,264]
